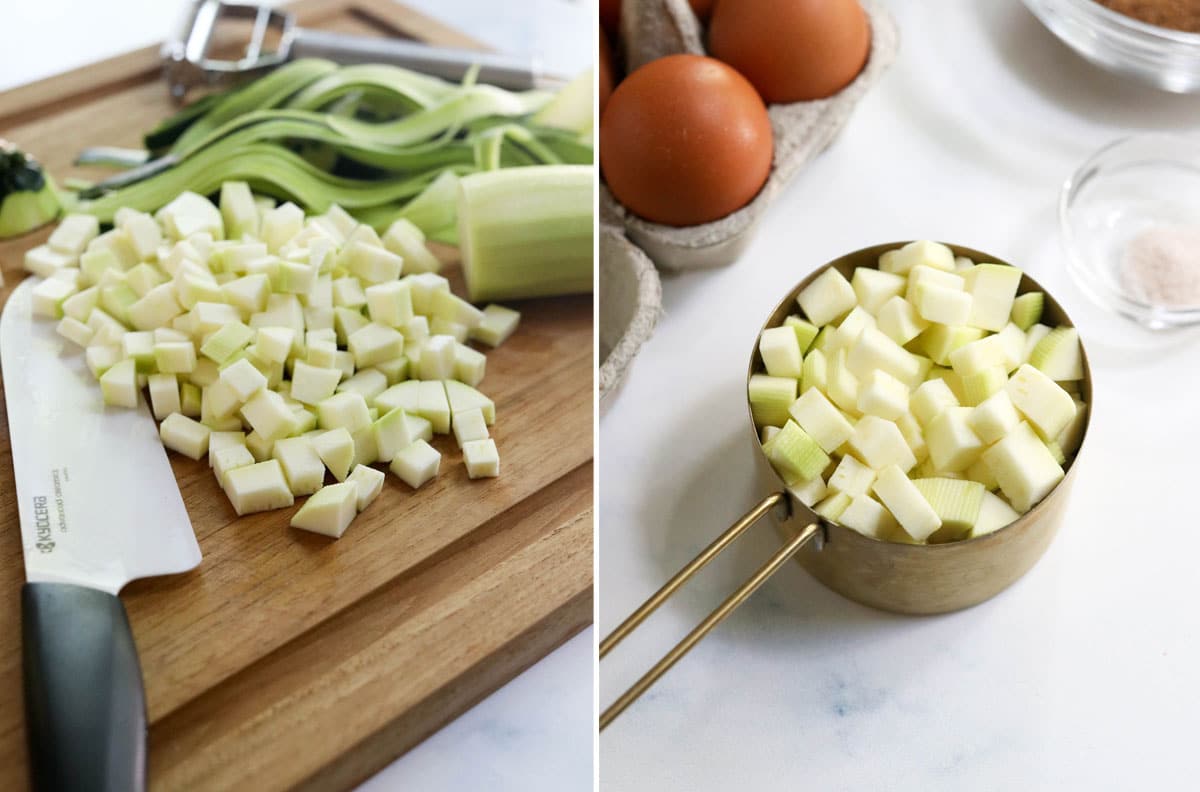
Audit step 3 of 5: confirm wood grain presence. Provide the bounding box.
[0,2,594,789]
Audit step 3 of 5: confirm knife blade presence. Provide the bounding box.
[1,277,201,792]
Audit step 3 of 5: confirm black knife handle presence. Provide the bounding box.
[22,582,147,792]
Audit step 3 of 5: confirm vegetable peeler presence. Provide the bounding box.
[162,0,564,99]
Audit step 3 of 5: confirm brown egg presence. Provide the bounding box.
[689,0,716,21]
[708,0,870,103]
[600,0,621,38]
[601,54,773,227]
[600,28,615,115]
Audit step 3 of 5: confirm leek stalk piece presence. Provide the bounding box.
[456,165,593,302]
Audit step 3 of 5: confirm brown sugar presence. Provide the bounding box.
[1094,1,1200,33]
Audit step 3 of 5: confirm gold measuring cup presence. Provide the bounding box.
[600,242,1093,730]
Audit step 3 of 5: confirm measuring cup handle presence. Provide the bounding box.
[599,491,820,730]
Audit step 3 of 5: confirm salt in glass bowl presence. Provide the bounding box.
[1060,133,1200,330]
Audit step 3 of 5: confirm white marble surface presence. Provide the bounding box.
[0,2,595,791]
[600,1,1200,789]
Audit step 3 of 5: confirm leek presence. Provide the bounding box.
[456,165,593,301]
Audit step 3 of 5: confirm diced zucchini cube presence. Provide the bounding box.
[454,343,487,387]
[815,492,852,521]
[452,407,489,449]
[219,358,267,401]
[100,359,139,408]
[418,335,457,380]
[311,428,355,481]
[342,241,403,283]
[374,406,416,462]
[857,370,909,421]
[895,410,928,463]
[1022,324,1051,363]
[851,267,905,314]
[1010,292,1044,330]
[1006,364,1077,440]
[417,380,451,433]
[968,389,1020,444]
[348,322,405,368]
[826,348,861,416]
[159,413,210,460]
[749,374,796,428]
[872,465,941,542]
[317,391,371,434]
[948,335,1007,377]
[443,380,495,425]
[31,277,79,319]
[48,214,100,257]
[838,494,898,539]
[148,374,180,420]
[180,382,202,418]
[994,323,1025,372]
[759,326,803,379]
[788,475,827,507]
[272,436,326,496]
[787,388,853,453]
[971,490,1020,537]
[981,421,1065,512]
[876,295,929,345]
[763,420,829,486]
[916,282,972,326]
[800,348,827,395]
[364,280,414,328]
[199,322,253,364]
[382,217,441,273]
[463,438,500,479]
[906,265,964,302]
[291,361,342,406]
[916,324,985,367]
[431,290,485,329]
[57,316,95,348]
[796,268,856,327]
[346,465,386,512]
[963,263,1021,331]
[258,201,303,251]
[391,439,441,489]
[336,369,388,403]
[471,304,521,347]
[848,416,916,472]
[241,389,296,440]
[887,240,955,275]
[846,327,920,385]
[224,459,294,515]
[925,406,984,472]
[960,366,1007,407]
[212,444,255,489]
[1029,326,1083,381]
[966,457,999,491]
[827,454,876,497]
[912,477,985,540]
[826,307,875,357]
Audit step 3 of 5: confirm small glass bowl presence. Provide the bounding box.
[1060,134,1200,329]
[1023,0,1200,93]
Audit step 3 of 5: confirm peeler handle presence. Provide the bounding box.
[599,492,820,730]
[288,29,560,91]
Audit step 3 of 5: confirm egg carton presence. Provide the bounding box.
[603,0,899,272]
[599,223,663,406]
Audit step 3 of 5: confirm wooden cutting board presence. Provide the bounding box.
[0,1,594,789]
